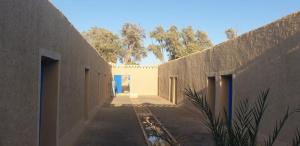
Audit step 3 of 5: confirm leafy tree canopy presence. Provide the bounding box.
[82,27,122,63]
[121,23,147,64]
[149,26,213,61]
[83,24,214,63]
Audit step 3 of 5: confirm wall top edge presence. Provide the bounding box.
[110,64,158,69]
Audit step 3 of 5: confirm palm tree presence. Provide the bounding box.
[184,88,300,146]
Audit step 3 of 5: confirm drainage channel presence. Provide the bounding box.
[134,105,180,146]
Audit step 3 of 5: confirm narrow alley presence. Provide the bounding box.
[75,95,213,146]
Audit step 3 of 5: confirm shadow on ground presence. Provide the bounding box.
[74,95,213,146]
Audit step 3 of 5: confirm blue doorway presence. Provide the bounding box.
[221,75,233,125]
[114,75,122,93]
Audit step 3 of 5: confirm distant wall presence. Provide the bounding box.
[158,12,300,145]
[112,65,158,96]
[0,0,111,146]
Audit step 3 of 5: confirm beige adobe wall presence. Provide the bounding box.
[112,65,158,96]
[158,12,300,144]
[0,0,112,146]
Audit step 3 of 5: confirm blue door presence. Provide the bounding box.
[114,75,122,93]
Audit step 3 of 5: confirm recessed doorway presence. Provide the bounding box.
[169,77,177,104]
[39,56,59,146]
[221,75,233,123]
[84,68,90,121]
[207,77,216,115]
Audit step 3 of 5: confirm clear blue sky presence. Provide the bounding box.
[51,0,299,65]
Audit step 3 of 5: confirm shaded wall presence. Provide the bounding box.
[0,0,112,146]
[158,12,300,144]
[112,65,158,96]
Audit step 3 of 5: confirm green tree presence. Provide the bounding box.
[148,25,183,60]
[225,28,237,40]
[149,26,213,61]
[148,26,166,62]
[166,25,183,59]
[121,23,147,64]
[181,27,213,55]
[82,27,122,63]
[181,26,197,55]
[196,31,213,50]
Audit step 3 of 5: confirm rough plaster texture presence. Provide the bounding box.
[158,12,300,144]
[0,0,112,146]
[112,65,158,96]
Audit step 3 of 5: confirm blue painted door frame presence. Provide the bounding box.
[39,61,45,145]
